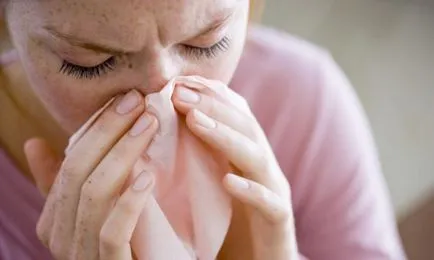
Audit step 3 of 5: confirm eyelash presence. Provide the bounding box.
[183,36,231,59]
[59,36,230,79]
[60,56,116,79]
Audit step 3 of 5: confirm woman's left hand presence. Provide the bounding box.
[172,77,298,260]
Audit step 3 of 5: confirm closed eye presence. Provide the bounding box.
[182,36,231,59]
[59,56,117,79]
[58,37,230,80]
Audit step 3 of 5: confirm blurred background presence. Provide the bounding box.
[261,0,433,259]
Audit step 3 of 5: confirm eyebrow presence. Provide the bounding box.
[43,11,234,56]
[44,26,129,55]
[192,11,234,38]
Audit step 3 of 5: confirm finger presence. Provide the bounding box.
[99,171,154,260]
[24,138,61,196]
[51,90,146,256]
[223,174,290,224]
[175,76,250,112]
[186,109,279,190]
[223,174,296,260]
[172,86,256,139]
[66,97,116,155]
[66,90,145,174]
[25,138,62,249]
[73,114,158,259]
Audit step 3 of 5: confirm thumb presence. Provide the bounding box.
[24,138,62,197]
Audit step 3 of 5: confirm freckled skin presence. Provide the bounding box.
[5,0,249,134]
[2,1,256,258]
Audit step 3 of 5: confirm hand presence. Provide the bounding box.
[25,90,158,260]
[172,77,298,260]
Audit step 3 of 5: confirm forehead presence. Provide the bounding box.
[26,0,240,48]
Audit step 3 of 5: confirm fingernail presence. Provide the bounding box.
[129,114,153,137]
[132,171,153,191]
[193,110,216,129]
[175,86,200,103]
[116,90,140,115]
[227,174,249,189]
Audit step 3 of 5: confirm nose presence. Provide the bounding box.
[138,50,182,93]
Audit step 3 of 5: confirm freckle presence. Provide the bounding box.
[102,13,109,22]
[128,63,133,69]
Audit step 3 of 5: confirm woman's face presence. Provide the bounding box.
[6,0,249,133]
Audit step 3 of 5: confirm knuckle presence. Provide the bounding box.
[93,114,111,135]
[59,159,82,186]
[238,96,250,109]
[49,238,68,260]
[204,78,225,91]
[108,146,127,163]
[250,146,269,173]
[206,97,219,117]
[252,183,292,225]
[222,131,238,153]
[198,94,217,118]
[80,180,105,203]
[231,91,251,112]
[36,220,50,247]
[59,158,76,177]
[255,184,270,204]
[99,227,124,252]
[239,116,257,138]
[80,181,93,198]
[117,198,138,217]
[270,205,292,225]
[267,196,293,225]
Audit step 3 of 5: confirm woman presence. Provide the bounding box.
[0,0,406,259]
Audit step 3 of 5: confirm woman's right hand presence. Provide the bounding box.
[24,90,159,260]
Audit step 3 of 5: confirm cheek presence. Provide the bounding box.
[186,27,247,84]
[19,42,115,133]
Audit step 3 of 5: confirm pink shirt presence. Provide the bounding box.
[0,26,406,259]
